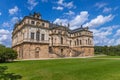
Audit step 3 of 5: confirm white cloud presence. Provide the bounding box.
[52,6,63,10]
[64,10,75,16]
[54,11,89,29]
[27,0,38,10]
[0,29,10,35]
[58,0,64,5]
[90,25,120,46]
[64,1,75,9]
[114,29,120,37]
[54,18,68,26]
[9,6,19,15]
[70,11,89,28]
[1,16,21,46]
[91,27,112,46]
[11,17,19,23]
[0,12,2,16]
[115,39,120,45]
[0,29,11,47]
[103,7,112,13]
[2,22,10,27]
[83,14,114,28]
[95,2,107,9]
[2,17,20,29]
[53,0,76,10]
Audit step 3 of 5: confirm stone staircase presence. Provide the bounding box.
[69,47,82,57]
[49,47,82,58]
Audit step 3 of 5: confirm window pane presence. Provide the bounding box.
[31,21,35,24]
[42,23,45,26]
[41,34,45,40]
[36,32,40,41]
[31,32,34,39]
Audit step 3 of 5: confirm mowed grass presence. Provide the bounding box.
[1,58,120,80]
[92,55,120,58]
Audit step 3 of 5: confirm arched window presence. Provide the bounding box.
[36,31,40,41]
[61,37,63,44]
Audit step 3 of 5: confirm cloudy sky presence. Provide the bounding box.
[0,0,120,47]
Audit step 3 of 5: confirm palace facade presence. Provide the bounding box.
[12,12,94,59]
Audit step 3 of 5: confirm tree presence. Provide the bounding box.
[0,44,17,63]
[0,66,22,80]
[95,45,120,56]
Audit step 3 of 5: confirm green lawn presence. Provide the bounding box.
[92,55,120,58]
[1,58,120,80]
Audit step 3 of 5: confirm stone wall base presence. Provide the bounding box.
[13,44,94,59]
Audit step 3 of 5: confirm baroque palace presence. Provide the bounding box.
[12,12,94,59]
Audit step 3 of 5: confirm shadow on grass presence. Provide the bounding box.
[0,66,22,80]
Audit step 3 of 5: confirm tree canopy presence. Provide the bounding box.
[95,45,120,56]
[0,44,17,63]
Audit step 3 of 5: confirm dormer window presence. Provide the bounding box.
[31,21,35,25]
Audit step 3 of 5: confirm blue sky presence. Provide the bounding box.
[0,0,120,47]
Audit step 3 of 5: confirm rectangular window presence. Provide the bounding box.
[70,40,71,46]
[31,21,35,24]
[42,23,45,26]
[61,49,63,53]
[31,32,34,39]
[41,34,45,41]
[75,41,76,46]
[80,40,82,45]
[36,32,40,41]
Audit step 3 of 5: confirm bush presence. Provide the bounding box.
[0,44,17,63]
